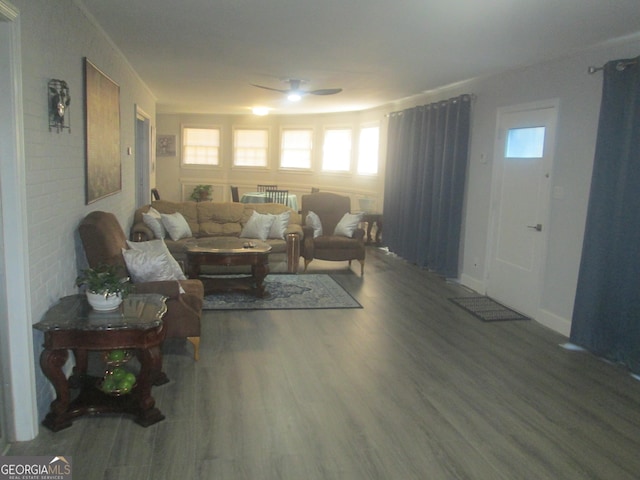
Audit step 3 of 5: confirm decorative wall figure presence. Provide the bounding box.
[48,79,70,133]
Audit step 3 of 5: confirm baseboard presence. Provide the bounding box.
[459,273,485,295]
[535,308,571,337]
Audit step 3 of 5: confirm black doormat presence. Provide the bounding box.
[449,296,530,322]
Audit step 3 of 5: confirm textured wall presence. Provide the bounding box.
[12,0,156,423]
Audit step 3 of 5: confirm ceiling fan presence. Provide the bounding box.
[251,79,342,101]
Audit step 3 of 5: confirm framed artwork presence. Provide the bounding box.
[156,134,176,157]
[84,58,121,204]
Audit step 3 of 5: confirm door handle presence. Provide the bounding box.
[527,223,542,232]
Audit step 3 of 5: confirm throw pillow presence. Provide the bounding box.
[268,211,291,239]
[142,207,165,239]
[334,212,363,237]
[126,239,186,280]
[122,248,180,283]
[306,211,323,238]
[240,210,276,241]
[161,212,192,241]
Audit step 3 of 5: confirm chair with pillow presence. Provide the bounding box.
[300,192,366,275]
[78,211,204,361]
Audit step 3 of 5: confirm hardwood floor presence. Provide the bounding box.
[8,247,640,479]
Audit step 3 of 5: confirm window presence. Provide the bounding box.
[280,129,313,169]
[357,126,379,175]
[182,127,220,166]
[322,128,352,172]
[505,126,546,158]
[234,129,268,167]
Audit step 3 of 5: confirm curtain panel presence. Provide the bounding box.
[383,95,471,277]
[570,56,640,373]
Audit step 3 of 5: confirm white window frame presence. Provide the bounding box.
[357,123,380,176]
[233,127,270,168]
[321,127,353,173]
[181,125,221,168]
[279,127,314,170]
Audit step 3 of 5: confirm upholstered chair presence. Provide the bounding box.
[300,192,366,275]
[78,211,204,360]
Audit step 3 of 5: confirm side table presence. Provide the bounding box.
[34,294,168,431]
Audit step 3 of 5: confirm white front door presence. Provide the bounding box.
[486,101,557,318]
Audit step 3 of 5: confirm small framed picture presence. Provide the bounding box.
[156,134,176,157]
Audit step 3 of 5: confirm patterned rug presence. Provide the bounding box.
[449,296,530,322]
[202,274,362,310]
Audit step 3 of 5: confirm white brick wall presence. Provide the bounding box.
[12,0,156,423]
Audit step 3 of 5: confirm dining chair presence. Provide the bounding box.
[266,189,289,205]
[230,185,240,202]
[257,184,278,192]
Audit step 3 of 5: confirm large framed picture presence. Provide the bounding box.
[84,58,121,204]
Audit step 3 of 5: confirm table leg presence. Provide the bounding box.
[252,262,270,298]
[134,346,165,427]
[40,348,73,431]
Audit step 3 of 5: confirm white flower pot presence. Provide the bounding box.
[86,291,123,311]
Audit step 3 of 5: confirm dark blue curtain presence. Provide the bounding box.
[383,95,471,277]
[570,56,640,374]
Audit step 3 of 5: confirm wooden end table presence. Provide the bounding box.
[33,294,168,431]
[185,237,272,297]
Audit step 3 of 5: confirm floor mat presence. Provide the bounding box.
[449,296,530,322]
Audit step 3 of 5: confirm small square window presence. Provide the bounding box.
[505,127,545,158]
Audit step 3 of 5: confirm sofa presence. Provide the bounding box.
[131,200,303,273]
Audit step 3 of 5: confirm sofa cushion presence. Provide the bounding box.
[306,211,323,238]
[269,210,291,239]
[142,206,165,239]
[151,200,199,236]
[240,210,276,241]
[126,239,185,279]
[161,212,193,241]
[334,212,363,238]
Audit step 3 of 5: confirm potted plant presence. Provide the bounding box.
[190,184,212,202]
[76,264,132,311]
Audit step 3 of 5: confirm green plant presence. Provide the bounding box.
[190,184,212,201]
[76,264,131,298]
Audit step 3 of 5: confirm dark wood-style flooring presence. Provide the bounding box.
[8,247,640,479]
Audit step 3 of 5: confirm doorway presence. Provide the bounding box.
[486,100,558,319]
[135,107,152,208]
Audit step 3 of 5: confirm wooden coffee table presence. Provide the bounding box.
[185,237,272,297]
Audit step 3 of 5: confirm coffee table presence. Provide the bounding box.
[33,293,168,431]
[185,237,272,297]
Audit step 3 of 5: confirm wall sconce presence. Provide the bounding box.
[48,79,70,133]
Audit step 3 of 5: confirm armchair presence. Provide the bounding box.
[78,211,204,360]
[300,192,366,275]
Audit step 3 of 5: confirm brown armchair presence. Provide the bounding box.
[300,192,366,275]
[78,211,204,360]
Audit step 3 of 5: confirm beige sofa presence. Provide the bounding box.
[131,200,302,273]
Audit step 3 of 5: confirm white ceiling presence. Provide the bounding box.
[79,0,640,115]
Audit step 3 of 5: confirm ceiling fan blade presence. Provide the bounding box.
[308,88,343,96]
[251,83,289,93]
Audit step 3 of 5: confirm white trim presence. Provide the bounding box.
[0,0,38,441]
[537,308,571,338]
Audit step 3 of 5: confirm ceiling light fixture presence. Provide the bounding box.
[252,106,270,116]
[287,92,302,102]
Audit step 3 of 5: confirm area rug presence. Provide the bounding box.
[202,274,362,310]
[449,296,530,322]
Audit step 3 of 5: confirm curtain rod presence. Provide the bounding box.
[588,59,638,74]
[385,93,476,117]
